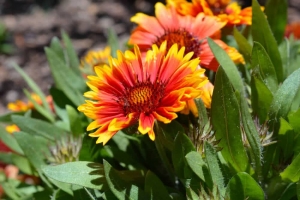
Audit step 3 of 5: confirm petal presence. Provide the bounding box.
[138,113,155,134]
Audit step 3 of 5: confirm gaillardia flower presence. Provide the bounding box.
[80,46,111,75]
[167,0,253,26]
[78,42,208,144]
[129,2,243,71]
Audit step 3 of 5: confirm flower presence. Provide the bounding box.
[167,0,253,26]
[78,42,208,144]
[7,93,54,112]
[80,46,111,75]
[129,2,243,71]
[5,124,20,134]
[285,21,300,39]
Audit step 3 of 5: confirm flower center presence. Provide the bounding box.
[117,81,165,115]
[154,29,202,59]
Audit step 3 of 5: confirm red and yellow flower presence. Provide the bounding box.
[129,2,243,72]
[5,124,20,134]
[285,21,300,39]
[80,46,111,75]
[78,42,208,144]
[167,0,253,26]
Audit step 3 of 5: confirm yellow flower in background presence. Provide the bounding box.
[167,0,254,26]
[78,42,208,144]
[129,2,243,71]
[80,46,111,75]
[5,124,20,134]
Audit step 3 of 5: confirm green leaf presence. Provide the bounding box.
[204,142,225,196]
[172,133,195,179]
[50,37,65,62]
[0,112,23,123]
[269,68,300,121]
[103,160,149,200]
[278,118,295,160]
[251,42,278,94]
[185,151,206,181]
[233,27,252,62]
[252,0,283,82]
[14,131,49,171]
[281,152,300,182]
[297,180,300,199]
[11,154,33,175]
[62,31,81,76]
[237,94,262,178]
[251,76,273,122]
[12,64,52,114]
[144,171,171,200]
[12,115,66,141]
[23,88,55,122]
[288,108,300,133]
[225,172,265,200]
[45,47,85,106]
[265,0,287,44]
[208,38,244,93]
[42,161,107,190]
[66,105,83,136]
[107,28,119,58]
[194,98,208,127]
[0,126,23,155]
[211,66,249,172]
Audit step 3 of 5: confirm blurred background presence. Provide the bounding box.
[0,0,299,114]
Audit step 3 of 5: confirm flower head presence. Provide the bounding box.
[129,2,243,71]
[167,0,254,26]
[80,46,111,75]
[78,42,208,144]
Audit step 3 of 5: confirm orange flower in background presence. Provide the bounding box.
[285,21,300,39]
[129,2,243,71]
[7,93,54,112]
[5,124,20,134]
[78,42,208,144]
[80,46,111,75]
[167,0,253,26]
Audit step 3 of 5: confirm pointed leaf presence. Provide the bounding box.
[233,27,252,62]
[252,0,283,82]
[0,126,23,155]
[211,67,249,172]
[208,38,244,93]
[251,42,278,94]
[269,68,300,121]
[265,0,287,44]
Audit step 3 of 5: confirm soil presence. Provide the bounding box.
[0,0,300,115]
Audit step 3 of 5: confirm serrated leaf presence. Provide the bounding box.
[43,162,107,190]
[269,68,300,121]
[45,47,85,106]
[204,142,225,196]
[144,171,171,200]
[252,0,283,82]
[208,38,244,93]
[265,0,287,44]
[12,115,66,141]
[237,94,262,178]
[225,172,264,200]
[233,27,252,62]
[251,42,278,94]
[0,126,23,155]
[281,152,300,182]
[211,67,249,172]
